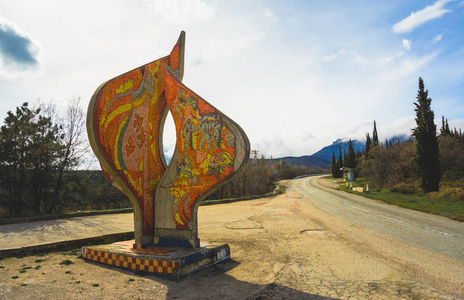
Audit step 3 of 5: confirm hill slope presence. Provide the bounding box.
[312,139,365,162]
[311,135,410,162]
[276,155,331,170]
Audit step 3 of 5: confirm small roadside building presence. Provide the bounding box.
[340,167,355,181]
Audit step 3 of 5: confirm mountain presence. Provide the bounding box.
[275,155,331,170]
[311,139,365,162]
[311,135,411,162]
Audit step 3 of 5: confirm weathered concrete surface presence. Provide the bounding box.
[0,177,463,299]
[0,213,134,250]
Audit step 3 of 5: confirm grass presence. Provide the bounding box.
[331,177,464,222]
[59,259,74,265]
[18,266,31,273]
[275,183,287,194]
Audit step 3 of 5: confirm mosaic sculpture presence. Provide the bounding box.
[87,31,250,249]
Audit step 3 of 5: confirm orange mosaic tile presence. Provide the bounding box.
[82,246,178,274]
[82,240,230,278]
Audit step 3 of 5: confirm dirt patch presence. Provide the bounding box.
[316,177,339,189]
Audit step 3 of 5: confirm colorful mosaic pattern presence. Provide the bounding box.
[87,33,184,243]
[87,31,250,247]
[82,247,178,274]
[161,68,248,230]
[81,240,231,277]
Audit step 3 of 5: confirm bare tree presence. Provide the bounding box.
[48,97,89,212]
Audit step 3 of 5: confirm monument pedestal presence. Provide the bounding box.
[81,240,230,278]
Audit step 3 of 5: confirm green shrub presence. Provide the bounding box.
[390,183,417,194]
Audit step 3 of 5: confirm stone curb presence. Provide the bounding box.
[0,193,279,225]
[201,193,276,206]
[0,208,134,225]
[0,226,237,261]
[0,232,134,259]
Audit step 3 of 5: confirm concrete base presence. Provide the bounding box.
[81,240,230,278]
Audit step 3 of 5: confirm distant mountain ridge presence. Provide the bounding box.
[311,135,410,162]
[275,155,331,170]
[311,139,365,163]
[271,135,410,169]
[311,135,410,163]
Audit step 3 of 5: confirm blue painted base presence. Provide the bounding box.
[156,237,200,249]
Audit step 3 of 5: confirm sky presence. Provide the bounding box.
[0,0,463,162]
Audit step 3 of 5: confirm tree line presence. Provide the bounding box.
[0,99,322,218]
[332,77,464,194]
[0,99,130,217]
[206,150,325,201]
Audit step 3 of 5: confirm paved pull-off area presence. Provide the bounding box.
[1,176,463,299]
[0,213,134,250]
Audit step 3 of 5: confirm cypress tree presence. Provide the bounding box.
[373,120,379,146]
[331,151,337,177]
[365,133,371,157]
[343,149,347,167]
[412,77,440,192]
[440,116,447,136]
[336,146,343,178]
[440,116,451,136]
[356,150,362,165]
[347,139,356,168]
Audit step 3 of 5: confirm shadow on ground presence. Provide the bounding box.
[86,259,337,300]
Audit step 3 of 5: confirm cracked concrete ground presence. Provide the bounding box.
[0,178,463,299]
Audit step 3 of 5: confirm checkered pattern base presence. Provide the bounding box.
[82,247,179,274]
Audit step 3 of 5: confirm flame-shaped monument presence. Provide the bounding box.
[82,31,249,276]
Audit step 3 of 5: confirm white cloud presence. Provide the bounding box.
[322,49,370,65]
[0,17,44,79]
[391,0,452,34]
[448,118,464,131]
[402,39,411,51]
[322,54,336,62]
[376,55,397,64]
[0,1,462,160]
[432,33,443,43]
[264,9,278,22]
[142,0,215,23]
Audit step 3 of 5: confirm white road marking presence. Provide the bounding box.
[295,178,455,238]
[351,205,404,223]
[424,227,451,236]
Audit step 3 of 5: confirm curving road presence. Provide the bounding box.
[290,176,464,261]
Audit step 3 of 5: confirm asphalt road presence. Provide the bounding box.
[291,176,464,261]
